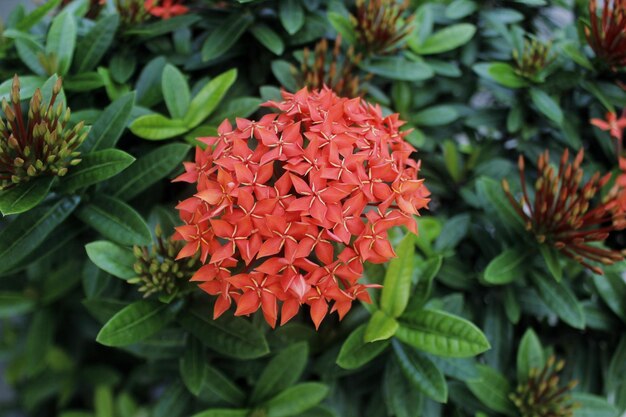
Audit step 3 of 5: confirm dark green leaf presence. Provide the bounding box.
[200,365,246,406]
[530,272,585,329]
[0,176,54,216]
[381,233,415,317]
[82,92,136,152]
[538,244,563,282]
[530,88,563,124]
[73,14,120,73]
[336,324,389,370]
[201,14,253,61]
[516,328,544,383]
[392,340,447,403]
[572,393,619,417]
[162,64,190,119]
[76,196,152,246]
[45,12,76,75]
[184,69,237,129]
[593,269,626,322]
[180,337,206,396]
[0,292,35,318]
[59,149,135,193]
[467,365,516,416]
[96,300,174,346]
[413,105,459,127]
[411,24,476,55]
[327,12,356,45]
[251,342,309,403]
[266,383,329,417]
[361,56,434,81]
[484,247,529,285]
[85,240,136,280]
[279,0,305,35]
[250,24,285,55]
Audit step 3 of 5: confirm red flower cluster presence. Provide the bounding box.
[144,0,187,19]
[585,0,626,70]
[173,88,429,328]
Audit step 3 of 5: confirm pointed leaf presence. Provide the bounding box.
[58,149,135,193]
[251,342,309,403]
[530,88,563,124]
[466,365,516,416]
[46,12,76,75]
[0,176,54,215]
[73,14,120,73]
[162,64,190,119]
[96,300,174,346]
[337,324,389,370]
[411,24,476,55]
[279,0,305,35]
[381,233,415,317]
[184,69,237,129]
[85,240,136,280]
[392,340,447,403]
[82,93,135,153]
[484,247,529,285]
[516,328,544,383]
[364,310,399,342]
[530,271,585,329]
[266,383,329,417]
[201,14,253,61]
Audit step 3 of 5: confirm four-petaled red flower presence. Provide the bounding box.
[590,110,626,141]
[144,0,188,19]
[174,87,429,329]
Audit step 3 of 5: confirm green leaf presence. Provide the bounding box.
[271,60,298,92]
[530,271,585,329]
[73,14,120,73]
[46,12,77,75]
[201,14,253,61]
[486,62,528,88]
[153,383,191,417]
[396,309,490,357]
[467,365,516,416]
[250,23,285,55]
[85,240,136,280]
[130,114,188,140]
[0,292,35,318]
[409,255,443,309]
[178,307,269,359]
[327,12,356,45]
[94,386,114,417]
[445,0,478,19]
[136,56,166,107]
[593,269,626,322]
[82,92,136,152]
[64,72,104,92]
[200,365,246,406]
[279,0,305,35]
[337,324,389,370]
[59,149,134,193]
[381,233,415,317]
[266,383,329,417]
[483,247,529,285]
[15,38,46,76]
[16,0,61,31]
[539,244,563,282]
[411,24,476,55]
[0,176,54,216]
[191,410,249,417]
[251,342,309,403]
[412,105,459,127]
[392,340,447,403]
[0,75,45,102]
[361,56,434,81]
[41,260,82,305]
[76,196,152,246]
[180,337,205,396]
[107,143,190,201]
[572,393,619,417]
[365,310,399,342]
[207,97,262,125]
[516,328,544,383]
[561,42,594,71]
[162,64,190,119]
[184,69,237,129]
[96,300,174,346]
[530,88,563,125]
[0,197,79,273]
[383,359,423,417]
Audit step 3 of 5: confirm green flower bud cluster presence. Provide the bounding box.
[129,225,200,299]
[513,38,555,80]
[0,75,87,190]
[510,356,579,417]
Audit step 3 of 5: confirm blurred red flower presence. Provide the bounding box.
[585,0,626,70]
[590,110,626,141]
[174,87,429,328]
[144,0,188,19]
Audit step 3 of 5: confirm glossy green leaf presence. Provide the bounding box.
[73,14,120,73]
[411,24,476,55]
[200,365,246,406]
[337,324,389,370]
[487,62,528,88]
[409,255,443,309]
[266,383,329,417]
[365,310,399,342]
[130,114,188,140]
[0,197,79,273]
[530,88,563,124]
[153,383,191,417]
[83,93,135,151]
[178,307,269,359]
[413,105,459,127]
[136,57,166,107]
[59,149,134,193]
[361,57,434,81]
[107,143,190,201]
[530,272,585,329]
[96,300,174,346]
[572,393,619,417]
[0,292,35,318]
[207,97,262,125]
[201,14,253,61]
[271,60,298,92]
[180,337,206,396]
[279,0,305,35]
[16,0,61,31]
[85,240,136,280]
[383,359,423,417]
[76,196,152,246]
[250,24,285,55]
[184,69,237,129]
[381,233,415,317]
[392,340,447,403]
[516,328,544,383]
[327,12,356,45]
[251,342,309,403]
[593,270,626,322]
[396,309,490,357]
[45,11,76,75]
[467,365,516,416]
[162,64,190,119]
[0,176,54,216]
[483,247,529,285]
[539,244,563,282]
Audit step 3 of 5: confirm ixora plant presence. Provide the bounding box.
[0,0,625,417]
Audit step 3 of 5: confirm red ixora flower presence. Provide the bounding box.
[590,109,626,141]
[144,0,188,19]
[174,87,429,328]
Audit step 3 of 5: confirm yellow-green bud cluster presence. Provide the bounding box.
[510,356,579,417]
[0,75,87,190]
[129,225,200,299]
[513,38,555,80]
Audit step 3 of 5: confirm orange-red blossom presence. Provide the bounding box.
[174,87,429,328]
